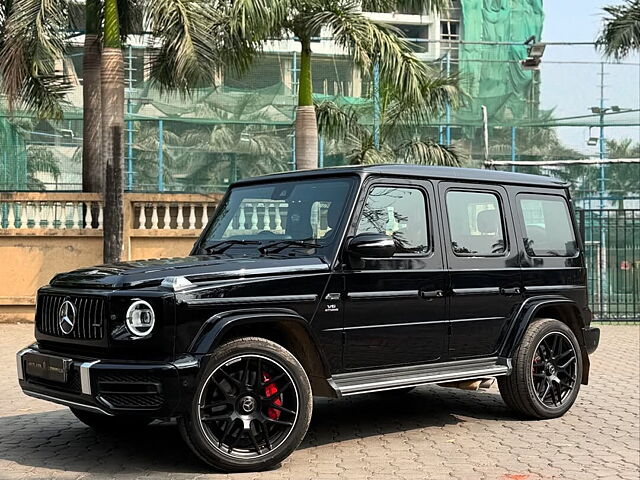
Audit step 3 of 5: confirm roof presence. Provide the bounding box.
[233,164,568,188]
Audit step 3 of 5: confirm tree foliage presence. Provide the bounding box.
[598,0,640,59]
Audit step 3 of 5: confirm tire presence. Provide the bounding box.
[178,337,313,472]
[70,408,152,431]
[498,318,583,419]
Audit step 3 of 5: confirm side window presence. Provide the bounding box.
[517,194,577,257]
[446,191,506,256]
[356,186,429,254]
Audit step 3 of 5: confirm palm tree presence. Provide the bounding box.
[1,0,243,262]
[598,0,640,59]
[222,0,450,170]
[315,73,461,165]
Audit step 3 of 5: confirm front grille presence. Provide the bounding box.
[27,365,82,394]
[36,294,106,340]
[96,371,164,409]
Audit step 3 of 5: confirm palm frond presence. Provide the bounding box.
[395,138,460,166]
[145,0,237,91]
[0,0,72,118]
[315,100,369,140]
[598,0,640,59]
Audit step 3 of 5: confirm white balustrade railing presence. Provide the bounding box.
[0,200,103,230]
[0,193,222,232]
[133,202,214,230]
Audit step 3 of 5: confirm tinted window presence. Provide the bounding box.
[446,191,506,256]
[356,186,429,254]
[518,194,577,257]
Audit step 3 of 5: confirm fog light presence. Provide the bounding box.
[125,300,155,337]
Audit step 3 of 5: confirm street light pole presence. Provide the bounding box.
[598,62,606,210]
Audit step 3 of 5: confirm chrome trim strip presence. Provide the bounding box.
[450,316,504,324]
[80,360,100,395]
[16,348,35,380]
[524,285,584,292]
[452,287,501,295]
[322,319,449,332]
[129,264,330,287]
[22,389,113,416]
[185,294,318,306]
[347,290,419,300]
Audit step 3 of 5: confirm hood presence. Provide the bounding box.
[50,255,329,289]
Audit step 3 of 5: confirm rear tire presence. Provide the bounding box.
[498,318,582,419]
[70,408,152,431]
[178,337,312,472]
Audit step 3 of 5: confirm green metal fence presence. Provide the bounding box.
[578,208,640,322]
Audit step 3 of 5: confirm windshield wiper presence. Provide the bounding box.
[258,239,321,254]
[201,240,261,255]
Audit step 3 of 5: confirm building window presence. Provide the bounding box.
[390,24,429,52]
[440,21,460,42]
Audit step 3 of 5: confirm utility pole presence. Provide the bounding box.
[373,61,380,150]
[597,61,608,315]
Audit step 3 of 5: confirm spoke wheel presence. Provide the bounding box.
[179,337,312,472]
[531,332,578,409]
[197,354,299,459]
[498,318,583,419]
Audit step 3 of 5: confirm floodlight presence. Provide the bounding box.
[611,105,621,112]
[587,137,599,146]
[590,107,602,114]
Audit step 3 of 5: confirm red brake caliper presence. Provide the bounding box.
[262,372,282,420]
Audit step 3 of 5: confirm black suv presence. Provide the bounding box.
[17,166,600,472]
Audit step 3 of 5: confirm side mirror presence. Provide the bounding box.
[347,233,396,258]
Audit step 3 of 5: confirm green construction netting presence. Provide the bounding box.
[0,117,28,190]
[457,0,544,123]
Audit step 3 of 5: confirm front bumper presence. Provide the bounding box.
[17,345,199,417]
[583,327,600,355]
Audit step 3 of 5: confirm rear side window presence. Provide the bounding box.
[356,186,429,254]
[446,191,506,256]
[517,194,577,257]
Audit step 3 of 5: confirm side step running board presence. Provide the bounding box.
[329,357,511,397]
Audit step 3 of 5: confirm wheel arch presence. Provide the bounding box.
[189,308,336,397]
[501,296,591,384]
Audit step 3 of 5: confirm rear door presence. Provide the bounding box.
[438,182,524,359]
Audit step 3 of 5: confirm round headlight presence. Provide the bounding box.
[125,300,155,337]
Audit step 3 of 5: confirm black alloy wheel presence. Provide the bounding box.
[498,318,583,419]
[531,331,578,408]
[179,337,312,472]
[197,353,299,458]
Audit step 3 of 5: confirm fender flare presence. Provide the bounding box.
[500,295,591,384]
[188,307,332,379]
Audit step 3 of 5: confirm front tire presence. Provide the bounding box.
[498,318,582,419]
[179,337,312,472]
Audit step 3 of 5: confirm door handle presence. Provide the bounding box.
[420,290,444,299]
[500,287,521,296]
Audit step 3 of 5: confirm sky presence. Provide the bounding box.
[540,0,640,154]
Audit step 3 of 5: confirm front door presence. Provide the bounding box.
[439,183,524,359]
[342,179,448,370]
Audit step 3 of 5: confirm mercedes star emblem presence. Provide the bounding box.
[58,300,76,335]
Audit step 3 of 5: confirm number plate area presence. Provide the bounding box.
[23,352,72,383]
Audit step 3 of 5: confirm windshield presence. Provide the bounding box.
[200,176,357,253]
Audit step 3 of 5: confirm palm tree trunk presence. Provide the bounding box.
[295,37,318,170]
[82,0,103,195]
[102,0,125,263]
